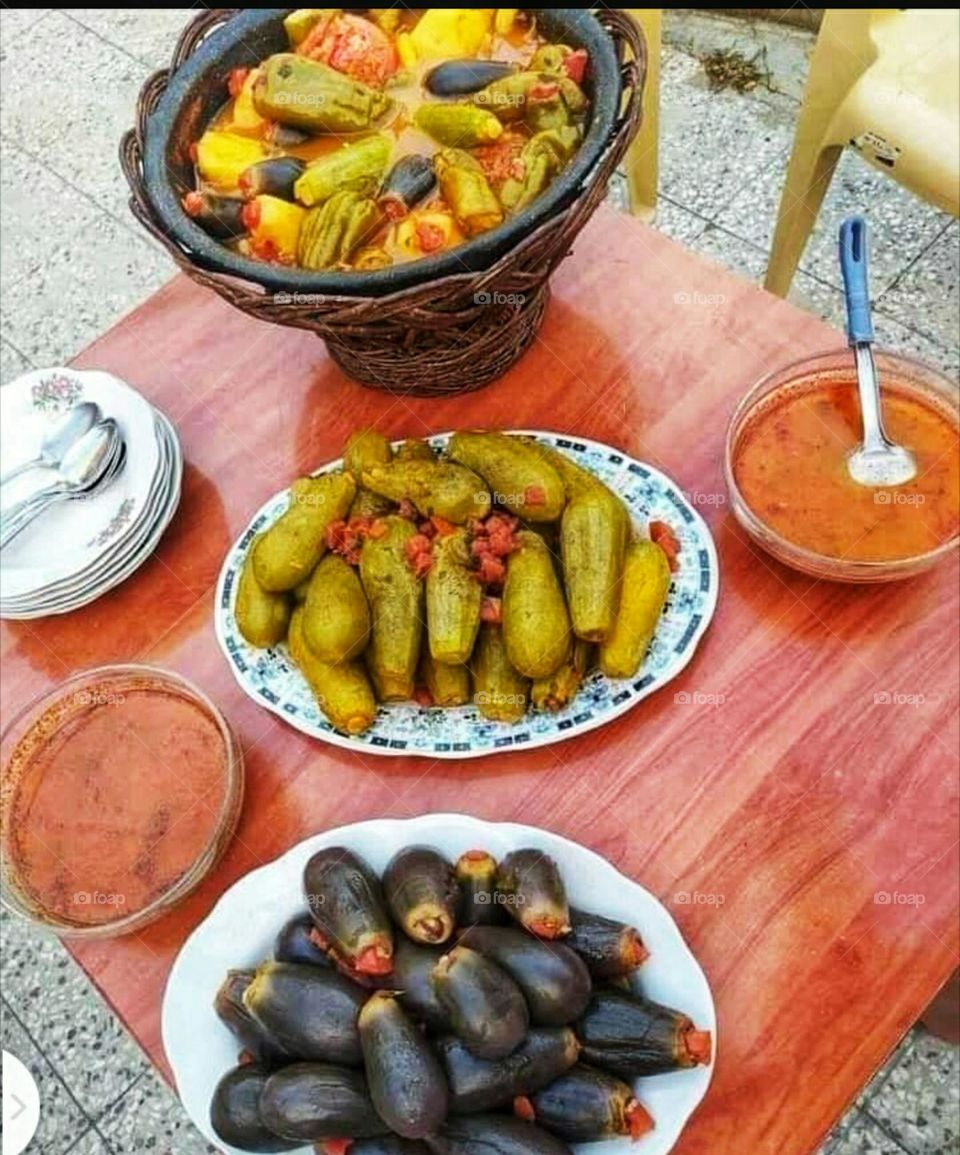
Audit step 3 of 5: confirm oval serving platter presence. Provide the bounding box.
[214,432,720,758]
[162,813,717,1155]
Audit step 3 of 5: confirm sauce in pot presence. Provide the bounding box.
[4,679,231,927]
[733,374,959,562]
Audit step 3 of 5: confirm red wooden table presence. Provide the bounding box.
[2,207,957,1155]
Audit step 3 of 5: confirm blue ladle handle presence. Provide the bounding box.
[839,216,875,345]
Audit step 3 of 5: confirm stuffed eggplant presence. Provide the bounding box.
[577,988,713,1077]
[518,1064,655,1142]
[303,847,395,978]
[457,926,590,1026]
[432,946,529,1059]
[383,845,460,945]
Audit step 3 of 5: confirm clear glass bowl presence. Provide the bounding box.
[1,665,244,939]
[724,348,959,582]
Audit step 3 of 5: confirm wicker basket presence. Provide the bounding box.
[121,10,646,398]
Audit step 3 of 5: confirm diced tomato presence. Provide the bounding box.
[529,81,561,101]
[354,942,394,976]
[513,1096,536,1123]
[414,686,434,707]
[407,533,433,557]
[471,535,492,557]
[238,1049,256,1066]
[474,132,526,185]
[480,597,502,624]
[182,191,204,217]
[367,518,388,540]
[477,554,506,585]
[301,12,398,89]
[382,197,408,222]
[431,515,458,537]
[523,485,546,507]
[650,520,681,572]
[563,48,589,85]
[685,1029,713,1066]
[321,1140,353,1155]
[228,67,250,98]
[241,199,261,231]
[249,236,281,264]
[308,926,329,951]
[626,1100,655,1141]
[418,519,438,540]
[412,552,433,578]
[416,221,447,253]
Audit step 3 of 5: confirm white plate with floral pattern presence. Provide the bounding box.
[215,432,720,759]
[162,813,717,1155]
[0,368,161,599]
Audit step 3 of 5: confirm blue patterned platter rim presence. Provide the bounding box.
[214,432,720,759]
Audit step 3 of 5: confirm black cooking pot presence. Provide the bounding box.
[142,8,623,297]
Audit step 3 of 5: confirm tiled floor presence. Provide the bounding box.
[0,9,957,1155]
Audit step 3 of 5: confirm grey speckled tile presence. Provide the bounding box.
[659,49,796,220]
[0,208,172,366]
[66,8,198,71]
[823,1111,912,1154]
[67,1129,115,1155]
[867,1030,960,1153]
[655,196,711,245]
[0,138,102,295]
[876,222,960,355]
[1,912,150,1121]
[716,149,954,294]
[1,1000,89,1155]
[664,8,814,103]
[98,1072,218,1155]
[0,11,150,221]
[0,9,52,44]
[1,335,36,383]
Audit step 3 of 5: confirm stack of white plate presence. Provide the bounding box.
[0,368,183,620]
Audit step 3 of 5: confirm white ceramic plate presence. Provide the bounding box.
[0,368,161,599]
[0,413,183,619]
[215,432,720,759]
[162,813,716,1155]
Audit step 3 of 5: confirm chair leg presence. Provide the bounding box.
[764,9,877,295]
[624,9,661,222]
[764,142,842,297]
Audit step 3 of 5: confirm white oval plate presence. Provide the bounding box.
[0,413,184,619]
[215,432,720,759]
[162,813,716,1155]
[0,368,161,599]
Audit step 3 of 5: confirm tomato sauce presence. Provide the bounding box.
[733,375,959,562]
[4,683,230,927]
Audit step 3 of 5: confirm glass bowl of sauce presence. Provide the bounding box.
[725,349,959,581]
[1,665,244,938]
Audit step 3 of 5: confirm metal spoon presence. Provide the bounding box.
[0,400,102,488]
[0,420,124,550]
[839,217,917,487]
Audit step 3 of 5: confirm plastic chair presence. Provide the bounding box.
[765,8,960,297]
[624,9,662,221]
